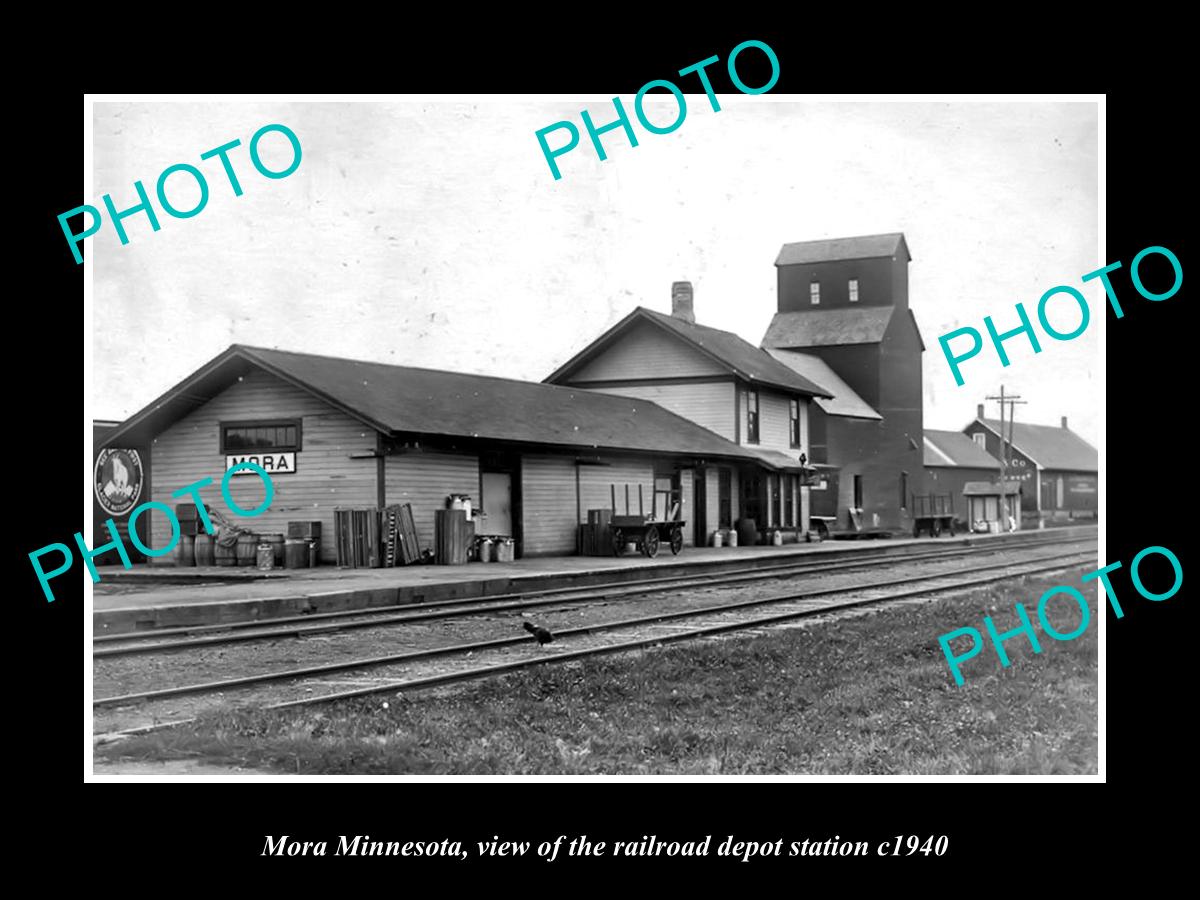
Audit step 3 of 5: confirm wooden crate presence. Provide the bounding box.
[287,520,322,540]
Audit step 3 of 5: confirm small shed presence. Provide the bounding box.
[963,481,1022,533]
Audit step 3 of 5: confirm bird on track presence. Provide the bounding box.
[523,621,554,646]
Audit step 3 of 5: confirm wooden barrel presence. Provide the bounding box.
[736,518,757,548]
[194,533,215,566]
[175,533,195,567]
[261,533,285,566]
[236,533,258,566]
[284,538,309,569]
[214,539,237,567]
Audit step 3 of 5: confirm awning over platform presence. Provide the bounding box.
[963,481,1022,496]
[743,447,823,481]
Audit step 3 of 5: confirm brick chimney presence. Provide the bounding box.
[1061,416,1069,429]
[671,281,695,323]
[977,403,985,419]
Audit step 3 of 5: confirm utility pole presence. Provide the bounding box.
[1004,395,1027,529]
[985,386,1024,531]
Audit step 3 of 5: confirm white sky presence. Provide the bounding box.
[91,99,1099,444]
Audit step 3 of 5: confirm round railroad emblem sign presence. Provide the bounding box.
[94,448,144,516]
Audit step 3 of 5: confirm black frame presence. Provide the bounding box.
[220,418,303,454]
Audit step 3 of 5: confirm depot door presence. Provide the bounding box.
[693,470,707,546]
[481,472,513,536]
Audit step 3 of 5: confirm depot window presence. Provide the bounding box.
[810,281,820,305]
[849,278,859,302]
[789,398,801,447]
[745,389,760,444]
[718,468,732,528]
[220,419,302,453]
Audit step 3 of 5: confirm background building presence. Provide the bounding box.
[763,233,926,533]
[923,429,1003,526]
[963,408,1098,523]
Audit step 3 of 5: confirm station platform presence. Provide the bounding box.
[91,525,1097,635]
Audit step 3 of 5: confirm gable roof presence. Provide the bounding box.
[924,429,1000,468]
[764,348,882,420]
[546,306,832,398]
[762,306,895,348]
[776,233,910,266]
[973,418,1098,472]
[101,344,778,465]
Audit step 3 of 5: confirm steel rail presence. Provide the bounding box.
[94,549,1094,708]
[95,535,1095,658]
[97,528,1092,645]
[96,552,1093,740]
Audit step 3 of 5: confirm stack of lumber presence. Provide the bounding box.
[334,507,382,568]
[383,503,421,566]
[337,504,426,568]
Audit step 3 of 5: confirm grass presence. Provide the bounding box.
[97,572,1098,775]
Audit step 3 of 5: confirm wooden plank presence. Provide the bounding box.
[399,503,421,564]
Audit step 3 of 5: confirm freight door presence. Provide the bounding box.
[481,472,513,536]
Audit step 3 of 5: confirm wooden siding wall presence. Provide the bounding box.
[149,369,377,563]
[579,457,654,521]
[589,381,736,440]
[521,455,577,556]
[743,388,808,460]
[384,452,480,553]
[569,320,727,381]
[525,455,696,556]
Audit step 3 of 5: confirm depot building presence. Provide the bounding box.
[98,340,822,563]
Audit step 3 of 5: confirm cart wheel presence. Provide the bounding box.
[611,528,625,556]
[913,521,922,539]
[643,525,660,558]
[670,526,683,555]
[932,518,942,537]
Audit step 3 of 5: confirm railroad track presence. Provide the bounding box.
[94,545,1096,737]
[94,531,1096,658]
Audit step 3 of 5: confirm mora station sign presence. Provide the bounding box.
[225,452,296,475]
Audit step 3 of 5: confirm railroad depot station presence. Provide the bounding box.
[93,232,1099,623]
